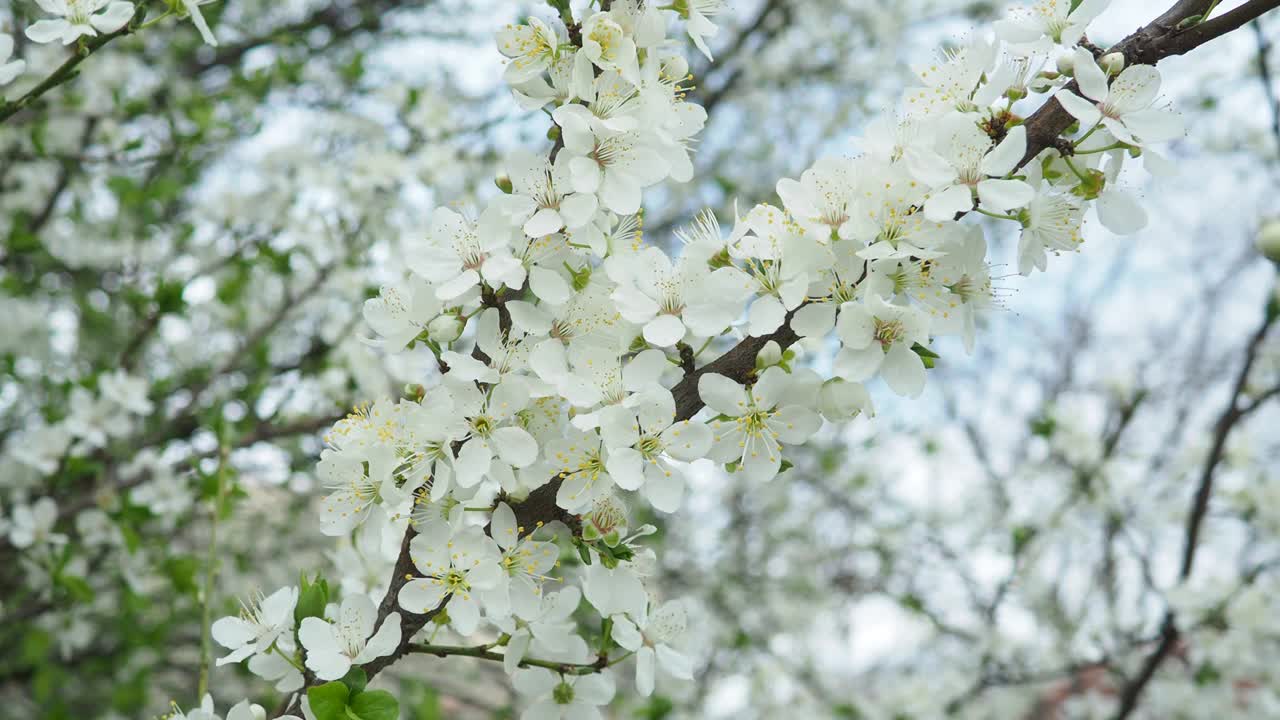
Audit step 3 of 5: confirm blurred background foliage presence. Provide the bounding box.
[1,0,1279,718]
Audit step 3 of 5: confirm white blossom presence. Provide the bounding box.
[25,0,135,45]
[299,593,402,680]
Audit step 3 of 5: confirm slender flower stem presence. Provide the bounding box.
[1061,155,1093,185]
[1074,121,1103,147]
[975,208,1019,221]
[270,641,306,673]
[1074,142,1129,155]
[0,4,151,124]
[197,424,231,698]
[138,9,174,29]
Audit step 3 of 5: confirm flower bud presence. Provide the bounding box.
[494,173,513,194]
[1100,52,1125,75]
[1029,75,1055,93]
[1256,219,1280,262]
[755,340,782,369]
[427,314,463,342]
[552,681,575,705]
[1055,52,1075,76]
[820,379,873,421]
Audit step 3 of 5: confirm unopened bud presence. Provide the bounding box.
[755,340,782,369]
[1256,219,1280,262]
[427,314,463,342]
[820,379,873,421]
[494,173,513,194]
[1100,52,1125,75]
[1055,53,1075,76]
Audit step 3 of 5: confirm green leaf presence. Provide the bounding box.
[1011,525,1037,556]
[1029,415,1056,438]
[154,280,187,314]
[341,666,368,697]
[833,704,865,719]
[307,681,350,720]
[637,694,675,720]
[163,555,200,595]
[1194,662,1220,686]
[296,574,330,624]
[909,342,940,359]
[58,574,95,603]
[1176,13,1203,29]
[349,689,399,720]
[910,343,939,369]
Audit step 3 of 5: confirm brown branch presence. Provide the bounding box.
[180,0,403,77]
[693,0,789,115]
[1020,0,1280,167]
[1111,297,1276,719]
[1254,19,1280,152]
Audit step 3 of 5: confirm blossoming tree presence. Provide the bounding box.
[2,0,1279,719]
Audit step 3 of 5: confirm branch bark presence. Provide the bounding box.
[1111,296,1276,719]
[1021,0,1280,167]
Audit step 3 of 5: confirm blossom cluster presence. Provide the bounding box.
[162,0,1190,716]
[0,0,218,92]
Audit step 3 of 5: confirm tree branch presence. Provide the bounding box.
[406,642,623,676]
[0,4,150,125]
[1111,294,1276,719]
[1020,0,1280,167]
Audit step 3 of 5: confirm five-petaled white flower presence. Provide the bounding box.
[1055,48,1184,148]
[318,445,400,537]
[699,368,823,483]
[299,593,402,681]
[8,497,67,549]
[362,275,445,351]
[611,599,695,697]
[497,17,563,84]
[485,502,559,619]
[553,104,668,215]
[408,206,524,301]
[212,586,299,666]
[907,117,1033,221]
[606,244,752,346]
[494,586,583,674]
[835,295,931,398]
[513,667,616,720]
[0,34,26,85]
[398,520,504,635]
[496,150,599,238]
[995,0,1110,47]
[25,0,135,45]
[599,389,712,512]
